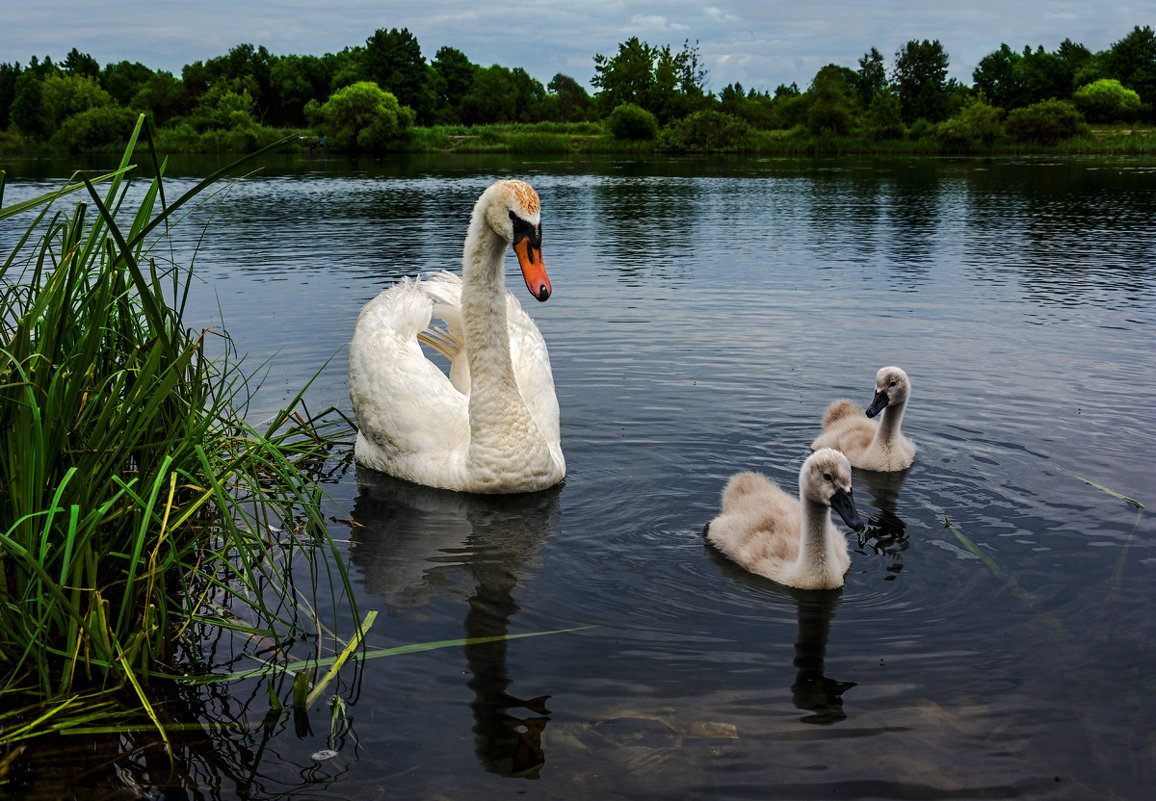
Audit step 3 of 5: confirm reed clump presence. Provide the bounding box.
[0,118,355,741]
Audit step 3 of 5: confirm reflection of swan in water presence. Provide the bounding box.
[350,469,561,778]
[703,552,856,724]
[789,588,855,725]
[812,366,916,471]
[854,467,910,580]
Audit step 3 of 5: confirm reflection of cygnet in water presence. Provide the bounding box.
[704,449,865,590]
[854,467,911,581]
[811,366,916,471]
[349,469,561,779]
[790,589,855,725]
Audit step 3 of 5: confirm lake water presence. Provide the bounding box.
[2,152,1155,799]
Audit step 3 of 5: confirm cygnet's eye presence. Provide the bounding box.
[889,379,897,387]
[823,473,833,482]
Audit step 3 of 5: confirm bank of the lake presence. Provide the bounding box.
[3,120,1155,160]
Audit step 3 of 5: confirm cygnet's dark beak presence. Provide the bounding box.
[830,487,865,533]
[865,389,889,419]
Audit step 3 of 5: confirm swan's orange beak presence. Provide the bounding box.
[514,237,552,302]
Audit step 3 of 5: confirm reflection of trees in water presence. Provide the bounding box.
[350,469,562,779]
[592,177,702,285]
[854,468,911,581]
[960,162,1156,309]
[882,169,941,281]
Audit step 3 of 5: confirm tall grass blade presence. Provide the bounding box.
[1077,476,1147,593]
[943,516,1063,633]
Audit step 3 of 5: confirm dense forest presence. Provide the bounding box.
[0,23,1153,154]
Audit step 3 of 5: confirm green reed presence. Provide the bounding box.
[0,118,356,738]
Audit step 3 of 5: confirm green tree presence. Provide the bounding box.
[807,64,858,136]
[592,36,656,115]
[509,67,552,123]
[9,70,47,136]
[973,44,1021,107]
[548,73,596,122]
[856,47,888,106]
[0,62,21,131]
[184,44,274,123]
[592,37,708,122]
[719,82,777,129]
[893,39,950,123]
[40,73,114,136]
[100,61,156,107]
[1073,78,1142,122]
[269,54,330,127]
[935,99,1005,149]
[1102,25,1156,116]
[865,87,904,139]
[974,44,1072,109]
[431,46,477,123]
[459,65,518,124]
[605,102,658,140]
[1057,38,1095,87]
[131,71,183,127]
[662,109,754,152]
[188,78,260,130]
[54,106,140,150]
[305,80,415,151]
[62,48,100,79]
[8,56,59,137]
[362,27,437,124]
[1005,99,1088,142]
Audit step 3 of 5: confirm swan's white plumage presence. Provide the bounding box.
[811,366,916,472]
[348,180,564,493]
[706,449,863,590]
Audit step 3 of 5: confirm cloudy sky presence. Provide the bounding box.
[1,1,1146,92]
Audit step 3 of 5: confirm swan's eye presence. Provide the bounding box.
[509,212,541,250]
[823,473,833,482]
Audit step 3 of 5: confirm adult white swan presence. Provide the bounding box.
[348,179,565,493]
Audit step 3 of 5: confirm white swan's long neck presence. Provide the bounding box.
[873,400,905,448]
[798,497,837,573]
[461,214,521,411]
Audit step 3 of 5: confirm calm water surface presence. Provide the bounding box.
[3,153,1154,799]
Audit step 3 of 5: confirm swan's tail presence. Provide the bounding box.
[722,471,772,501]
[822,399,862,428]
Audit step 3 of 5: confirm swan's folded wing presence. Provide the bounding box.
[349,281,470,460]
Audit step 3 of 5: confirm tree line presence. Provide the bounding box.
[0,24,1152,153]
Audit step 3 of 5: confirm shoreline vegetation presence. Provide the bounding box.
[0,124,361,757]
[4,120,1156,158]
[1,26,1155,157]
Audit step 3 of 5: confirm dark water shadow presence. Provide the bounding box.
[348,469,562,779]
[704,544,856,725]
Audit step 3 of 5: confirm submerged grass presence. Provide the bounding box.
[0,117,359,748]
[1076,476,1146,594]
